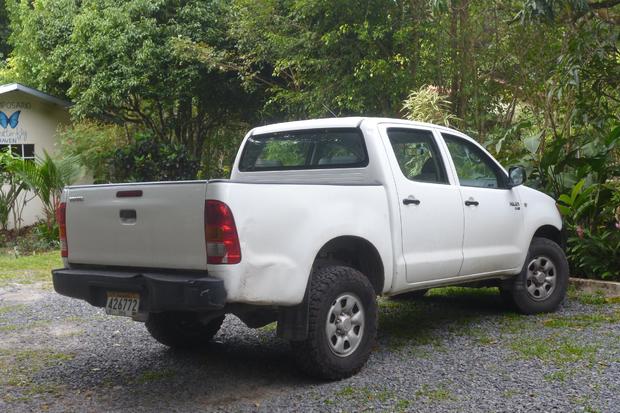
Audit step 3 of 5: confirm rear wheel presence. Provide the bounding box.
[291,265,377,380]
[145,312,224,348]
[500,237,569,314]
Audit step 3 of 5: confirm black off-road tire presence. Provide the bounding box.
[390,289,429,300]
[145,312,225,348]
[290,265,378,380]
[500,237,569,314]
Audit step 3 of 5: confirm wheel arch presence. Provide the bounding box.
[277,235,384,342]
[311,235,385,295]
[532,224,565,250]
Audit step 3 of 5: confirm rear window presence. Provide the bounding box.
[238,128,368,171]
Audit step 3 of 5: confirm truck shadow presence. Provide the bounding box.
[378,287,512,348]
[40,287,520,408]
[41,316,316,408]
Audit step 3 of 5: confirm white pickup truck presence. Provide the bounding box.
[53,117,568,379]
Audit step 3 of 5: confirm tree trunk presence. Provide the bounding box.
[449,0,460,115]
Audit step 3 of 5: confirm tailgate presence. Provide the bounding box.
[65,182,208,270]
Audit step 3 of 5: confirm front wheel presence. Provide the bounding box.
[500,237,569,314]
[291,265,377,380]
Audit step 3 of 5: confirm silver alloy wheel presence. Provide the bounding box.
[325,293,365,357]
[525,255,557,301]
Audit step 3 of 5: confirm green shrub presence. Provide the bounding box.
[33,221,59,244]
[0,222,59,256]
[402,86,459,127]
[110,134,199,182]
[13,151,83,231]
[15,231,59,255]
[568,229,620,281]
[58,121,128,183]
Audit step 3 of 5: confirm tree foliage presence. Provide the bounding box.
[1,0,619,274]
[5,0,262,165]
[0,0,10,60]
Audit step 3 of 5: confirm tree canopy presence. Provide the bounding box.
[0,0,619,276]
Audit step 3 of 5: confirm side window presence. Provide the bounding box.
[387,128,448,184]
[442,134,505,189]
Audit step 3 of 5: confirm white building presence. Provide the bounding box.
[0,83,72,229]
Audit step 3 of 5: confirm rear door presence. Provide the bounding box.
[381,125,464,283]
[440,133,524,275]
[65,182,208,270]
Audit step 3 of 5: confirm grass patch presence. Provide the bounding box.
[414,384,454,401]
[395,399,410,412]
[0,348,74,400]
[499,312,531,334]
[474,332,497,345]
[568,285,619,305]
[259,322,277,333]
[0,304,26,316]
[0,324,19,332]
[330,385,404,409]
[541,311,620,329]
[503,389,518,399]
[427,286,499,298]
[544,369,570,382]
[576,292,608,305]
[0,319,51,333]
[336,386,355,397]
[510,335,598,365]
[0,250,62,272]
[0,250,61,287]
[135,369,176,384]
[336,385,394,401]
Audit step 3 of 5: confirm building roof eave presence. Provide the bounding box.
[0,83,72,108]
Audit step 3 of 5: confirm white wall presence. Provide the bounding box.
[0,90,71,229]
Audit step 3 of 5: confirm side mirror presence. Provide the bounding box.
[508,166,526,188]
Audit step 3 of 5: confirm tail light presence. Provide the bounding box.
[205,200,241,264]
[57,202,68,257]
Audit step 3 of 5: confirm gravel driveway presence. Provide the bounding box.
[1,277,619,413]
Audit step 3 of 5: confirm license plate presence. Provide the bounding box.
[105,292,140,317]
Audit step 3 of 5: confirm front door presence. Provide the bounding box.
[382,126,464,283]
[441,133,525,275]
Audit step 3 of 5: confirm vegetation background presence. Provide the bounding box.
[0,0,618,278]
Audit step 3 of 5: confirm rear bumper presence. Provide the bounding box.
[52,268,227,312]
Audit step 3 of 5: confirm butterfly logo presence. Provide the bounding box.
[0,111,21,129]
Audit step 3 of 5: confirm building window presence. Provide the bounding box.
[0,144,35,160]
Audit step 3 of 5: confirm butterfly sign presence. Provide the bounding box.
[0,111,21,129]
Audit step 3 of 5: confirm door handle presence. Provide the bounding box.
[403,198,421,205]
[119,209,137,224]
[464,199,479,206]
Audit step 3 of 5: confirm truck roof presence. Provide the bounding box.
[250,117,456,136]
